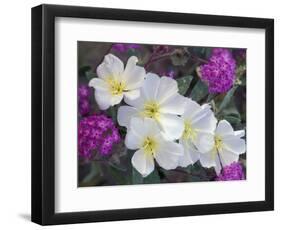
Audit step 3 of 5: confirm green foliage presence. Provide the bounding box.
[190,79,209,101]
[176,75,193,95]
[143,169,161,184]
[81,162,101,186]
[218,86,238,112]
[132,167,144,184]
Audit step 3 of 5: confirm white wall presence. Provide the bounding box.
[0,0,279,228]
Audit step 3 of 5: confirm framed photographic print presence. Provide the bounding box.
[31,4,274,225]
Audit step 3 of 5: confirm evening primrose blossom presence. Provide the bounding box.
[178,98,217,167]
[199,120,246,175]
[89,54,145,110]
[117,73,186,140]
[125,117,184,177]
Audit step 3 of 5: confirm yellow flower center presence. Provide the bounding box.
[214,135,223,151]
[107,78,125,95]
[142,137,158,156]
[182,121,197,141]
[142,101,160,119]
[211,135,223,159]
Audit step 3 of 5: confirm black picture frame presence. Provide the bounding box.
[31,4,274,225]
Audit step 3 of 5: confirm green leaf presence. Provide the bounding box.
[108,166,129,185]
[82,162,101,184]
[143,169,161,184]
[85,70,97,81]
[79,65,91,76]
[220,104,241,125]
[205,48,212,59]
[176,75,193,95]
[190,80,209,101]
[224,114,241,125]
[108,106,118,123]
[132,168,143,184]
[218,86,238,111]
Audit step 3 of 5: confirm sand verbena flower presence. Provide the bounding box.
[216,162,245,181]
[199,48,236,93]
[78,114,121,159]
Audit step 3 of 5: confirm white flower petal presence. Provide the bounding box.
[223,136,246,154]
[142,73,160,100]
[110,94,123,106]
[123,56,146,90]
[219,149,239,167]
[131,149,155,177]
[88,78,108,91]
[156,76,178,104]
[214,154,222,176]
[182,98,202,120]
[117,106,138,128]
[123,89,140,101]
[155,141,183,170]
[199,151,217,168]
[178,140,199,167]
[97,54,124,79]
[125,129,142,150]
[130,117,148,137]
[143,118,161,137]
[191,108,217,133]
[216,120,234,137]
[94,90,112,110]
[159,94,187,115]
[124,95,145,109]
[234,130,245,138]
[157,114,184,140]
[193,132,215,153]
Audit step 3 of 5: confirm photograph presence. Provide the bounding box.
[77,41,247,187]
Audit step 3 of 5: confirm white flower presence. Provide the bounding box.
[117,73,186,140]
[89,54,145,110]
[125,117,184,177]
[199,120,246,175]
[178,98,217,167]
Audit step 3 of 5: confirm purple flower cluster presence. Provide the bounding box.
[78,114,121,159]
[112,43,141,52]
[199,48,236,93]
[216,162,245,181]
[78,85,91,116]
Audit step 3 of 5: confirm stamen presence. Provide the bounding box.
[142,137,158,155]
[142,101,160,119]
[214,135,223,150]
[182,121,197,140]
[107,78,125,95]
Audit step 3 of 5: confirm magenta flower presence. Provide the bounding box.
[78,114,121,159]
[199,48,236,93]
[79,99,90,116]
[78,84,91,99]
[78,85,91,116]
[112,43,141,52]
[215,162,245,181]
